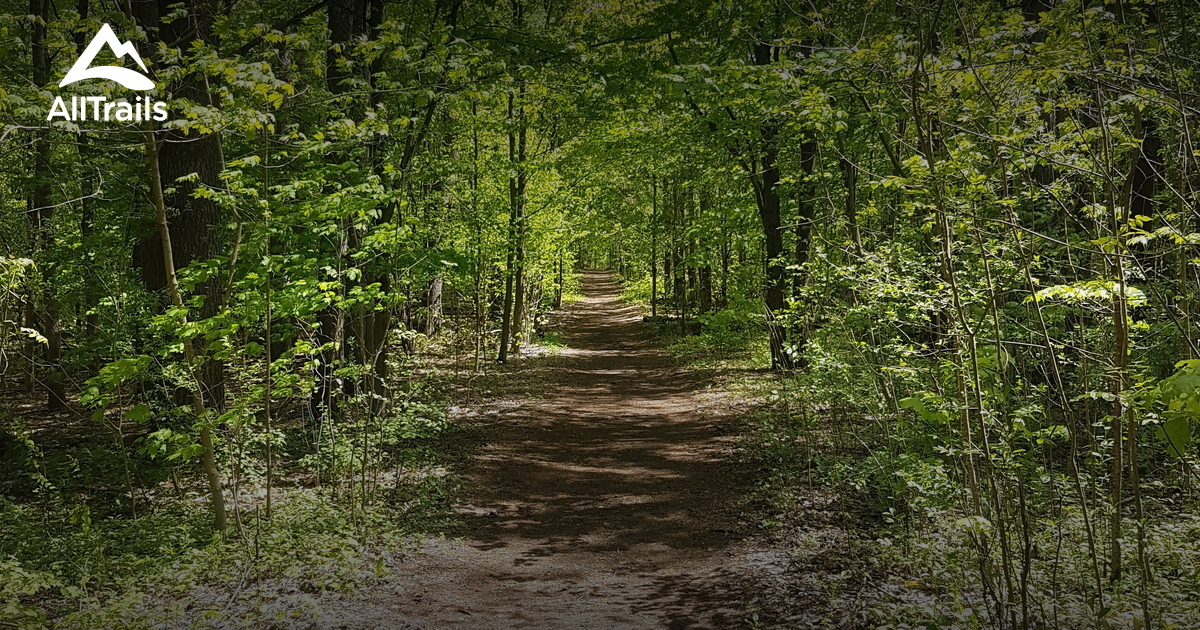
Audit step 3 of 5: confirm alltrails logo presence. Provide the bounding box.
[47,23,168,122]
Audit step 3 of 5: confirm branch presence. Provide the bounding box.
[233,0,330,56]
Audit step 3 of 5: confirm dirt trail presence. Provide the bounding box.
[343,271,781,629]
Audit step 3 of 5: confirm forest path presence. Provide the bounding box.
[345,270,782,628]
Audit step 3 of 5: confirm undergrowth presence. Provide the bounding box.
[644,299,1200,629]
[0,395,461,629]
[648,301,770,369]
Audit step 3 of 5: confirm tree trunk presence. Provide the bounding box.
[146,126,227,532]
[720,228,730,310]
[29,0,66,410]
[498,226,516,363]
[793,138,817,297]
[426,274,444,337]
[513,228,526,356]
[788,137,818,367]
[650,178,658,316]
[554,250,564,310]
[76,0,99,370]
[750,41,793,370]
[837,135,864,257]
[305,0,369,419]
[502,75,529,360]
[497,87,523,363]
[131,0,228,410]
[755,124,791,370]
[697,189,712,314]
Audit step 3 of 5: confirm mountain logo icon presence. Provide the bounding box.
[60,23,154,90]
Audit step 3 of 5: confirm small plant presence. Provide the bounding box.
[536,331,566,348]
[1,556,59,630]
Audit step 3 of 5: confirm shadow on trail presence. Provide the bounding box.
[454,270,754,626]
[302,270,853,629]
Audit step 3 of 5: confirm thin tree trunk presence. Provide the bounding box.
[650,178,658,317]
[146,126,227,532]
[755,128,790,369]
[555,249,564,309]
[699,266,712,314]
[698,189,712,314]
[506,73,530,358]
[30,0,66,410]
[471,100,485,369]
[131,0,228,410]
[498,242,516,363]
[498,90,520,363]
[426,274,444,337]
[837,134,864,257]
[720,232,729,310]
[77,0,99,369]
[793,137,817,299]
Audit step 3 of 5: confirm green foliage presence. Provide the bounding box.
[1143,360,1200,458]
[2,0,1200,625]
[1,556,59,630]
[51,493,403,629]
[0,257,35,364]
[535,331,566,349]
[0,472,449,628]
[657,303,766,367]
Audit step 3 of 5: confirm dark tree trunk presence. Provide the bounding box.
[697,189,713,314]
[146,122,227,531]
[755,123,791,370]
[76,0,99,371]
[650,178,659,317]
[306,0,370,422]
[30,0,66,410]
[750,41,793,370]
[358,0,405,418]
[326,0,369,94]
[720,229,730,310]
[793,140,818,297]
[789,137,818,367]
[131,0,228,410]
[837,135,864,257]
[498,83,528,362]
[498,228,516,363]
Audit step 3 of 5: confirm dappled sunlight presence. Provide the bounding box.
[408,270,761,627]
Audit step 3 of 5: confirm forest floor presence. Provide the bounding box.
[313,271,866,629]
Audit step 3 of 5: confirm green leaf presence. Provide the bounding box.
[126,404,154,424]
[1161,418,1191,458]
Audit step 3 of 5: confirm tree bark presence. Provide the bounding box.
[29,0,66,410]
[554,249,564,310]
[426,274,444,337]
[307,0,369,421]
[755,121,791,369]
[131,0,228,410]
[146,126,227,532]
[837,134,864,257]
[750,41,793,370]
[650,178,658,317]
[76,0,100,371]
[500,72,528,360]
[498,85,524,363]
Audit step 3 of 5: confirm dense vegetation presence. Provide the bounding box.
[2,0,1198,627]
